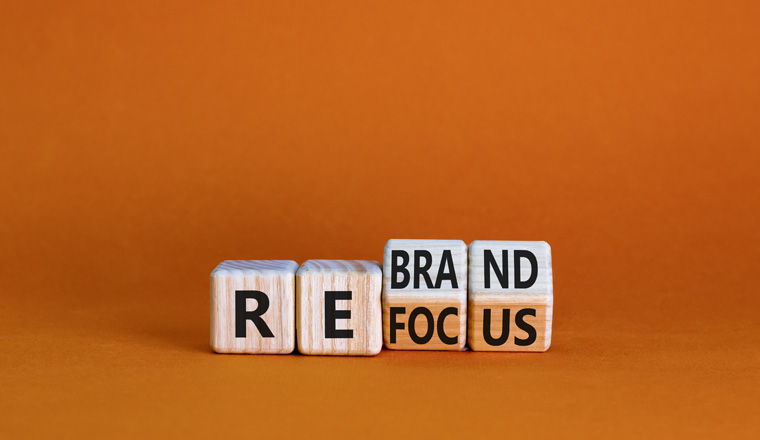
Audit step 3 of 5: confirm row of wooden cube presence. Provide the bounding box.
[210,239,553,355]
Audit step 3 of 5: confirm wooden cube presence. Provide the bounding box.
[296,260,382,356]
[382,239,468,350]
[210,260,298,354]
[468,241,553,352]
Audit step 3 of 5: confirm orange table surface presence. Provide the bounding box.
[1,2,758,438]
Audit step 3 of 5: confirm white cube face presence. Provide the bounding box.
[468,241,552,296]
[383,239,468,293]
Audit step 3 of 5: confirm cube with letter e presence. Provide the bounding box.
[296,260,383,356]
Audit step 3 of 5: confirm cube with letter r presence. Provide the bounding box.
[210,260,298,354]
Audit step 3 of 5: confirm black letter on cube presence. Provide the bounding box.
[515,308,537,346]
[514,250,538,289]
[235,290,274,338]
[482,308,510,346]
[484,249,509,289]
[434,250,458,289]
[325,291,354,339]
[408,307,435,344]
[437,307,459,345]
[391,250,410,289]
[389,307,406,344]
[413,251,434,288]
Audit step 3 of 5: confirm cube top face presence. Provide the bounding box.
[468,241,553,299]
[297,259,382,276]
[383,239,468,294]
[297,260,383,356]
[210,260,298,354]
[211,260,300,278]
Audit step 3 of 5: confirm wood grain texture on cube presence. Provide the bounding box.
[210,260,298,354]
[296,260,382,356]
[382,239,468,350]
[468,241,553,352]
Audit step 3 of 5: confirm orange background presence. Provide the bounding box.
[1,1,759,438]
